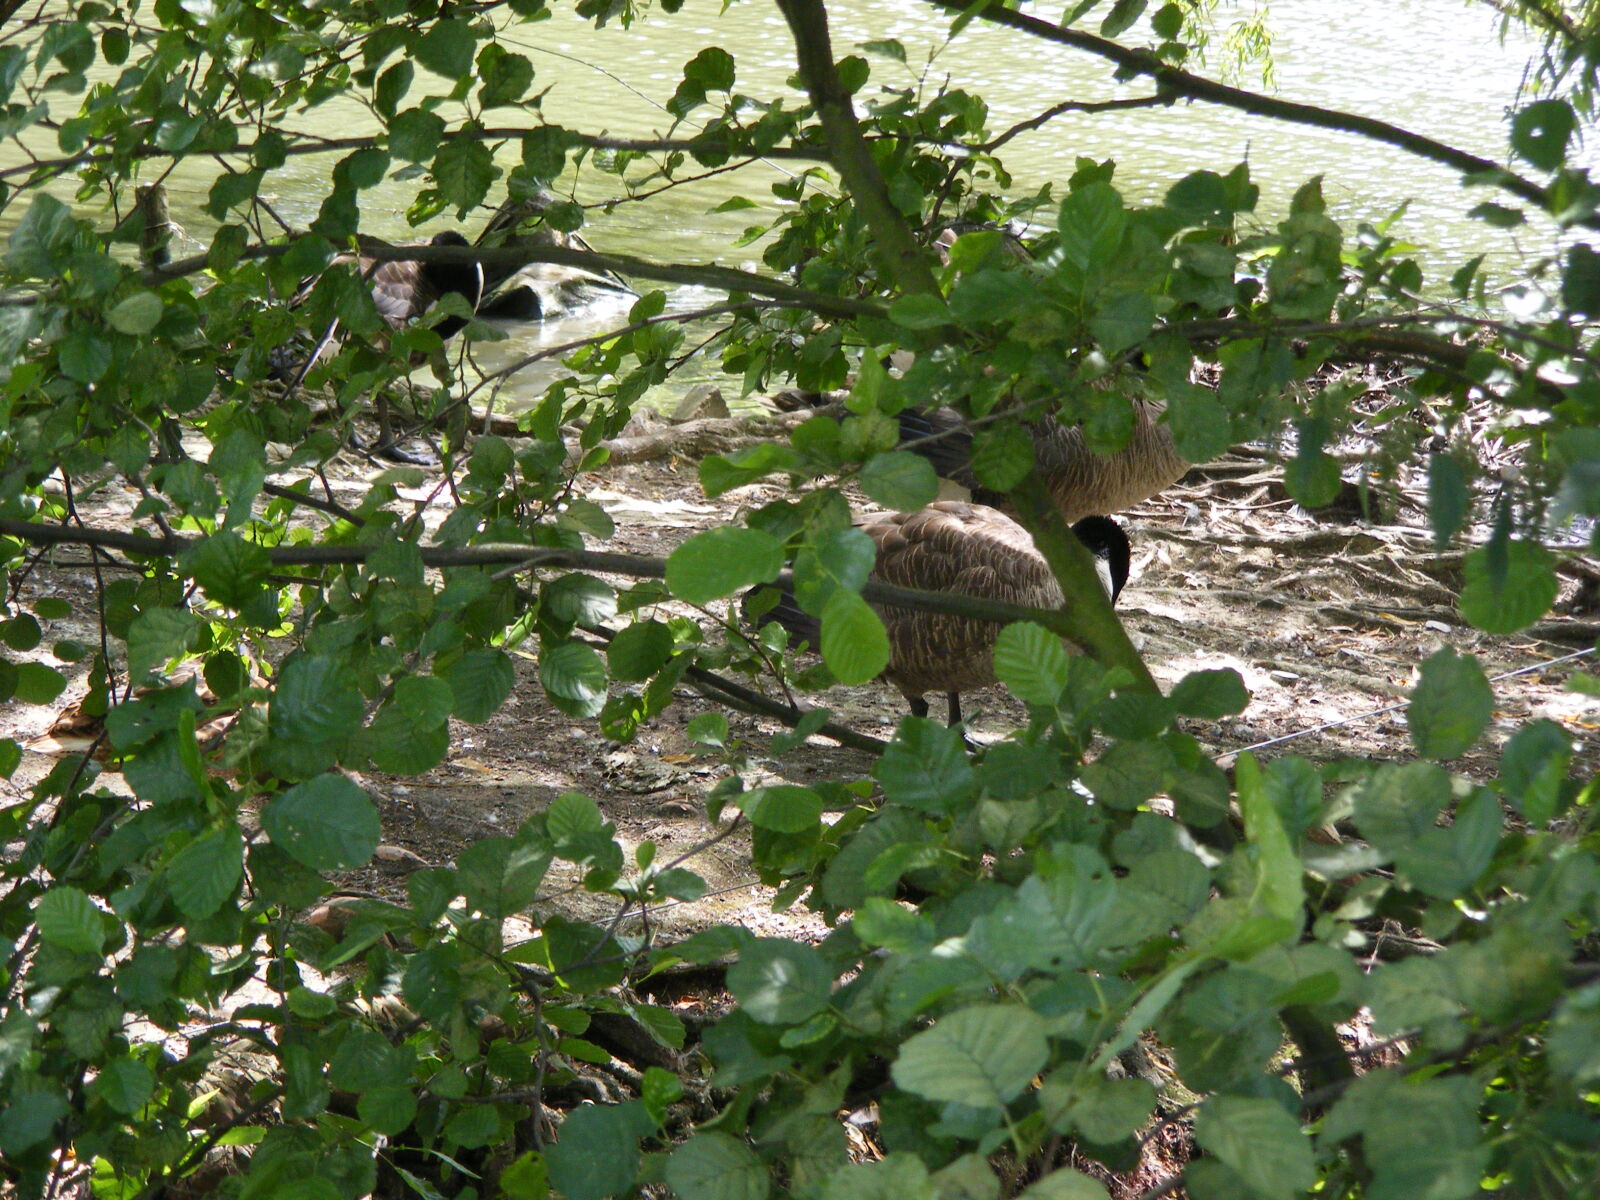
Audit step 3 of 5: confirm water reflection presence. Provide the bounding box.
[2,0,1579,415]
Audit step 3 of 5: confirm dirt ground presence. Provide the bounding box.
[5,408,1599,1199]
[9,425,1598,947]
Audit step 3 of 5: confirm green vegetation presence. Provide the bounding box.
[1,1,1598,1197]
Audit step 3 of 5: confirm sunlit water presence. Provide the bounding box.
[2,0,1581,411]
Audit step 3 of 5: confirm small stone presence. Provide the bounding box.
[670,383,729,423]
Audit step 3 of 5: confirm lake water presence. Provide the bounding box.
[3,0,1578,411]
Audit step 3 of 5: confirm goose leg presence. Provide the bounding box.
[946,692,962,727]
[907,695,930,720]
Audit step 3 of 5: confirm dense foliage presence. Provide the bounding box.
[1,0,1598,1198]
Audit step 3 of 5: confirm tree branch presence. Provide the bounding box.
[145,235,886,321]
[774,0,941,296]
[0,518,1114,638]
[922,0,1586,229]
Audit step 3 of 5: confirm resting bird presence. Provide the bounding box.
[364,230,486,339]
[751,504,1131,725]
[770,389,1190,524]
[898,402,1189,525]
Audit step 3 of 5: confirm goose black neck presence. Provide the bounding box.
[1070,515,1131,602]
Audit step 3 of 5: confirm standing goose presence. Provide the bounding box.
[752,504,1131,725]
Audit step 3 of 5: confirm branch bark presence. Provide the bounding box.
[0,518,1111,636]
[921,0,1583,229]
[143,236,885,322]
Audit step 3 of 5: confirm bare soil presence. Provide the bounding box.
[6,415,1599,1198]
[8,433,1600,929]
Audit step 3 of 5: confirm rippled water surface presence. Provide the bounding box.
[4,1,1580,408]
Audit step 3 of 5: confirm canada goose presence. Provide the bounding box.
[752,504,1131,725]
[904,401,1189,524]
[769,391,1190,524]
[365,230,486,338]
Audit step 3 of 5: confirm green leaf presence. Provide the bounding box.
[183,531,272,610]
[1562,242,1600,316]
[1510,99,1575,172]
[363,709,450,774]
[0,1089,68,1154]
[1089,291,1155,356]
[1168,668,1248,718]
[444,648,515,723]
[545,1102,653,1200]
[1039,1070,1156,1144]
[1014,1170,1108,1200]
[1459,539,1557,632]
[540,572,608,630]
[727,938,832,1025]
[887,293,952,330]
[859,451,938,512]
[549,791,606,840]
[125,607,202,682]
[35,886,105,955]
[607,620,675,682]
[820,589,890,686]
[262,774,381,870]
[6,193,76,275]
[359,1086,419,1136]
[14,662,66,705]
[1499,718,1572,826]
[1099,0,1147,38]
[271,652,363,746]
[969,425,1034,492]
[414,18,476,79]
[993,622,1071,706]
[1427,454,1469,548]
[90,1058,156,1116]
[700,443,803,497]
[1235,753,1303,925]
[873,717,975,814]
[106,291,163,335]
[666,1132,770,1200]
[58,328,111,383]
[389,108,446,162]
[1058,181,1126,273]
[1323,1074,1487,1200]
[1407,648,1492,759]
[1193,1096,1314,1198]
[666,528,784,605]
[540,641,608,718]
[167,827,245,920]
[820,1156,935,1200]
[329,1027,414,1092]
[1141,383,1218,463]
[737,785,824,833]
[458,835,551,917]
[435,136,500,214]
[891,1004,1048,1107]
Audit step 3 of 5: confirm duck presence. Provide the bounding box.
[751,504,1131,725]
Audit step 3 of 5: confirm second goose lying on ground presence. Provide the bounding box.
[898,402,1189,525]
[771,390,1192,524]
[752,503,1131,725]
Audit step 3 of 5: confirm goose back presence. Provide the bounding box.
[865,503,1066,700]
[899,402,1189,524]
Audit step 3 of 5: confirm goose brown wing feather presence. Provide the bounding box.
[863,503,1064,699]
[368,259,433,328]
